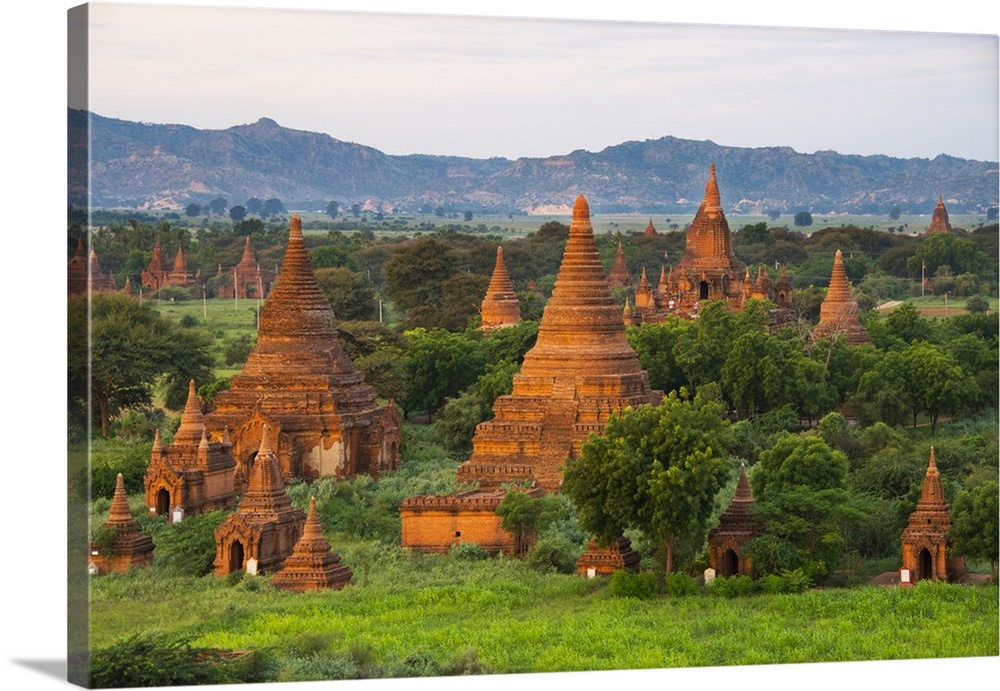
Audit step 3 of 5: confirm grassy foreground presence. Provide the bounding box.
[89,551,997,682]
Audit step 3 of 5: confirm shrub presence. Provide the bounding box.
[525,533,581,574]
[663,572,700,597]
[154,510,228,576]
[608,569,659,599]
[449,542,491,561]
[706,575,757,598]
[114,408,166,441]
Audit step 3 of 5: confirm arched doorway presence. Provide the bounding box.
[722,549,739,577]
[918,547,933,581]
[699,281,710,300]
[229,540,245,574]
[156,488,171,516]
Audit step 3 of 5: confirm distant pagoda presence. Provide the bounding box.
[811,249,871,346]
[204,214,400,486]
[925,196,952,235]
[479,246,521,333]
[217,236,275,300]
[607,241,633,288]
[708,464,762,577]
[643,218,657,237]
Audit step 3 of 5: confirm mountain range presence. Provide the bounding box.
[69,108,999,215]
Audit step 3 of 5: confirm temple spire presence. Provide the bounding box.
[108,473,133,523]
[704,163,722,216]
[173,380,206,446]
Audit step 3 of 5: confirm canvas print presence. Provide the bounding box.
[66,2,998,688]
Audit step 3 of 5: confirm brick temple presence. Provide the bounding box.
[144,380,237,518]
[216,236,275,300]
[89,473,155,574]
[607,241,632,288]
[204,214,400,487]
[141,238,193,291]
[272,497,353,592]
[811,250,872,345]
[68,239,117,295]
[630,165,792,323]
[479,246,521,333]
[924,196,952,235]
[401,194,663,554]
[214,425,307,576]
[708,464,762,577]
[900,447,966,583]
[576,536,641,576]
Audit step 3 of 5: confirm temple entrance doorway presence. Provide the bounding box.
[722,549,739,577]
[229,541,245,574]
[918,548,933,581]
[156,488,170,516]
[700,281,710,300]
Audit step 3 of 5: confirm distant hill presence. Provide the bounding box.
[70,108,999,215]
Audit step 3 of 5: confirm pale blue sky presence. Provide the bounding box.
[80,1,999,162]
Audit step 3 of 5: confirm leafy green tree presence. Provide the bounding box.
[228,205,246,222]
[888,206,901,220]
[794,211,813,227]
[245,197,263,215]
[750,434,856,578]
[966,295,989,314]
[767,209,781,221]
[402,328,484,417]
[262,198,285,217]
[315,267,378,322]
[208,197,228,215]
[950,481,999,583]
[902,342,973,433]
[850,350,912,428]
[738,222,772,245]
[326,200,340,219]
[184,203,202,217]
[627,319,691,394]
[68,294,214,436]
[563,392,731,575]
[384,237,459,322]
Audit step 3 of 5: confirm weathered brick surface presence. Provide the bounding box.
[925,196,952,235]
[204,214,400,487]
[400,491,520,554]
[480,246,521,333]
[90,473,154,574]
[216,236,275,299]
[272,497,353,591]
[708,464,762,577]
[900,447,966,582]
[811,249,872,345]
[576,536,641,576]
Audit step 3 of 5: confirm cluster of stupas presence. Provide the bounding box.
[215,236,275,299]
[401,194,664,556]
[141,238,196,290]
[67,239,119,295]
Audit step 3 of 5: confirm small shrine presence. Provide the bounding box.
[141,238,193,291]
[272,497,353,592]
[144,380,237,518]
[810,250,872,346]
[643,218,657,237]
[708,464,762,577]
[479,246,521,333]
[216,236,275,300]
[925,196,952,235]
[213,426,307,576]
[576,536,641,576]
[89,473,155,574]
[900,447,966,583]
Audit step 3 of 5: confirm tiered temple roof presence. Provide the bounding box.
[213,426,307,575]
[272,497,353,591]
[479,246,521,333]
[925,196,952,235]
[643,218,657,237]
[900,447,965,582]
[217,236,274,300]
[205,214,400,485]
[142,239,192,290]
[89,473,155,574]
[811,250,871,346]
[455,194,664,491]
[144,380,236,517]
[708,464,762,577]
[607,242,633,288]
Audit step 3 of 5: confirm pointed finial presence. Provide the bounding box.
[199,428,209,451]
[223,426,231,444]
[152,428,162,452]
[290,213,303,238]
[928,446,937,472]
[573,195,590,220]
[259,424,272,456]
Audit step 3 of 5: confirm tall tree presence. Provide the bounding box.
[563,392,731,575]
[949,481,999,583]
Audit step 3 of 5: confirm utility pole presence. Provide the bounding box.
[921,261,925,297]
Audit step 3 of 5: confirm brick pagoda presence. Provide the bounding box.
[900,447,966,583]
[576,536,641,576]
[89,473,155,574]
[643,219,657,237]
[811,250,871,345]
[479,246,521,333]
[204,214,400,486]
[401,195,663,554]
[272,497,353,591]
[607,242,632,288]
[925,196,952,235]
[69,240,117,295]
[214,426,307,575]
[216,236,274,300]
[144,380,237,518]
[142,239,193,291]
[708,464,762,577]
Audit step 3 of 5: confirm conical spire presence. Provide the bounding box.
[173,380,206,446]
[644,218,657,237]
[734,463,752,501]
[919,446,944,504]
[703,163,722,216]
[638,267,650,290]
[480,246,521,332]
[813,250,871,345]
[485,246,517,298]
[171,243,188,274]
[240,425,291,509]
[926,196,951,234]
[107,473,133,524]
[607,241,632,287]
[272,496,353,591]
[152,428,162,453]
[678,164,741,274]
